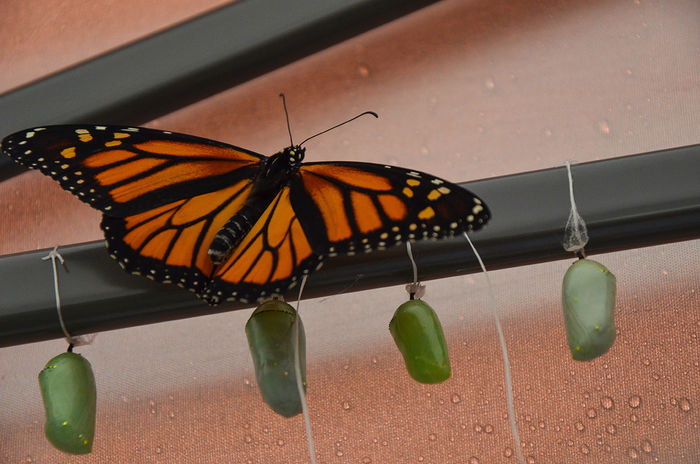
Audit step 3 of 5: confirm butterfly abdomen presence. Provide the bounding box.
[208,204,260,265]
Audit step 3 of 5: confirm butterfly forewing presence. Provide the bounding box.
[1,125,264,215]
[292,162,490,257]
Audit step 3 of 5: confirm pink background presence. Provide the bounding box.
[1,0,698,462]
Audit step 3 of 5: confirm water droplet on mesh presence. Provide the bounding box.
[575,422,585,432]
[485,424,494,434]
[544,128,553,137]
[628,395,642,408]
[25,457,33,463]
[678,398,692,412]
[428,433,437,441]
[451,393,461,404]
[168,411,175,420]
[484,77,495,90]
[630,413,639,422]
[361,457,372,463]
[586,408,597,419]
[598,120,611,135]
[641,439,653,453]
[342,400,351,411]
[628,446,640,459]
[469,457,480,464]
[605,424,617,435]
[504,447,513,457]
[121,395,129,403]
[580,444,590,455]
[155,446,162,454]
[601,396,614,410]
[277,439,284,446]
[474,424,483,433]
[244,435,253,444]
[336,450,344,457]
[642,358,651,366]
[357,64,370,78]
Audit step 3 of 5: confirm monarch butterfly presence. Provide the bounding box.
[38,352,97,454]
[2,123,490,305]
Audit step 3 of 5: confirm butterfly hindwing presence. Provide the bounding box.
[291,161,490,256]
[1,125,264,215]
[203,186,322,305]
[103,180,255,294]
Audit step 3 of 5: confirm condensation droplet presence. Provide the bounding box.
[678,398,692,412]
[630,413,639,422]
[342,400,351,411]
[575,421,585,432]
[155,446,162,454]
[629,395,642,408]
[641,439,653,453]
[381,440,388,446]
[244,435,253,444]
[357,64,370,78]
[628,446,640,459]
[451,393,461,404]
[474,424,483,433]
[485,424,494,434]
[605,424,617,435]
[361,457,372,464]
[371,357,378,364]
[544,128,552,137]
[167,411,175,420]
[587,408,597,419]
[598,120,611,135]
[580,444,590,455]
[428,433,437,441]
[601,396,614,410]
[642,358,651,366]
[25,457,34,463]
[484,77,495,90]
[336,450,344,457]
[243,377,251,386]
[469,457,480,464]
[121,395,129,403]
[277,439,284,447]
[504,447,513,457]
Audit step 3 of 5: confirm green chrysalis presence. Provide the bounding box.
[245,300,306,417]
[389,299,451,384]
[562,258,617,361]
[38,352,96,454]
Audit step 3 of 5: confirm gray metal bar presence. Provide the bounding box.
[0,0,441,180]
[1,144,698,347]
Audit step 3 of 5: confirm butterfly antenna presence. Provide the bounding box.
[299,111,378,146]
[279,93,295,146]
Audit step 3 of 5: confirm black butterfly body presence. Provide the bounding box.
[2,125,490,305]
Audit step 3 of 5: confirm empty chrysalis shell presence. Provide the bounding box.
[562,258,617,361]
[38,352,96,454]
[389,299,451,384]
[245,300,306,417]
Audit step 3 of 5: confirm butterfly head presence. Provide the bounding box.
[283,145,305,168]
